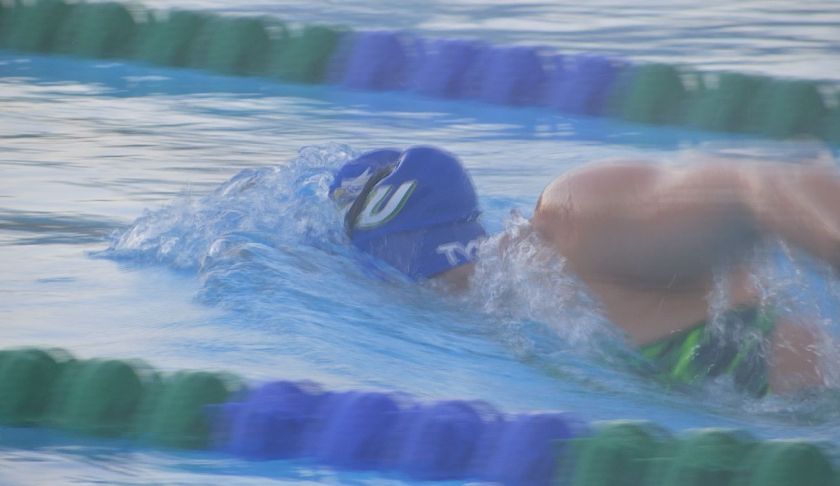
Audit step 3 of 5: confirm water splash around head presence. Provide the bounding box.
[98,143,356,270]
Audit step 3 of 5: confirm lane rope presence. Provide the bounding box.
[0,347,836,485]
[0,0,837,142]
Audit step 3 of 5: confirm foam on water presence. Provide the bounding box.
[101,144,353,271]
[461,212,619,364]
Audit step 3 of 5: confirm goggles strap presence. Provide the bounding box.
[344,166,395,237]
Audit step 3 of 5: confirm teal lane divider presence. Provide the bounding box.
[0,0,838,143]
[569,422,838,486]
[0,347,838,485]
[0,348,242,446]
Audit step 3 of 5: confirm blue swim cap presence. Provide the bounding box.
[331,146,486,279]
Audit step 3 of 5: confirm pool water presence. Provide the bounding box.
[1,1,840,484]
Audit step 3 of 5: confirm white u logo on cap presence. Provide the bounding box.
[356,181,417,229]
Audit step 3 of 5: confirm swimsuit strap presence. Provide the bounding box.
[638,305,779,397]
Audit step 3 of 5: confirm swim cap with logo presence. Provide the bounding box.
[328,148,402,209]
[330,146,486,279]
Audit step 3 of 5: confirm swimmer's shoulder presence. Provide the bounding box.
[535,159,661,217]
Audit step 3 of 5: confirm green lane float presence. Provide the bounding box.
[0,347,243,449]
[571,421,672,486]
[570,423,838,486]
[267,25,344,84]
[187,15,274,76]
[823,102,840,144]
[47,358,151,437]
[1,0,72,53]
[133,10,210,67]
[653,429,755,486]
[742,79,827,138]
[0,348,65,425]
[135,370,243,449]
[682,72,762,133]
[619,64,688,125]
[744,440,836,486]
[53,1,137,59]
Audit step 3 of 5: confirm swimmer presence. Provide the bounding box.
[329,146,838,396]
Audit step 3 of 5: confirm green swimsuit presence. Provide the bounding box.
[639,306,778,397]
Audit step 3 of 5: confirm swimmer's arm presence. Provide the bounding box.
[745,163,840,271]
[534,159,840,278]
[532,161,760,285]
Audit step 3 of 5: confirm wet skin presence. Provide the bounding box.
[526,159,840,392]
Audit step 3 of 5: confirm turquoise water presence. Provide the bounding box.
[1,1,840,484]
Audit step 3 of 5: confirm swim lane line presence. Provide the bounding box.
[0,347,836,485]
[1,0,838,143]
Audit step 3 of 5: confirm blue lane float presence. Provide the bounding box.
[215,380,581,484]
[395,400,492,480]
[410,38,488,99]
[546,54,623,115]
[217,380,326,460]
[338,31,414,91]
[477,412,586,484]
[309,390,405,470]
[471,45,549,106]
